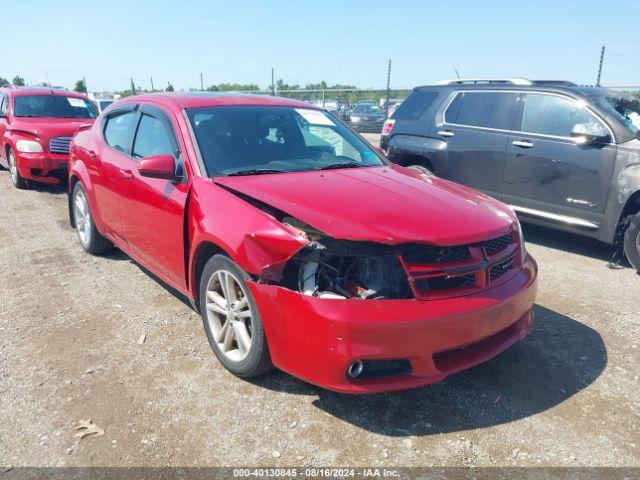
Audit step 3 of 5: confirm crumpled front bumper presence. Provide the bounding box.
[249,255,538,393]
[15,151,68,184]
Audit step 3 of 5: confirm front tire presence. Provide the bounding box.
[72,182,112,254]
[623,212,640,274]
[7,148,28,189]
[199,255,272,378]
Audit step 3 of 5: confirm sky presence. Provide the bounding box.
[3,0,639,92]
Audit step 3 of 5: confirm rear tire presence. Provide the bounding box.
[623,212,640,274]
[199,255,273,378]
[72,182,112,254]
[7,148,28,189]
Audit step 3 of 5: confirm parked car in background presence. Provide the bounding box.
[68,92,537,393]
[349,103,385,132]
[382,78,640,273]
[0,87,98,188]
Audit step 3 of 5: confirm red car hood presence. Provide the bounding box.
[215,165,517,246]
[9,118,94,140]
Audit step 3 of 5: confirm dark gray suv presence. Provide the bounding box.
[381,78,640,273]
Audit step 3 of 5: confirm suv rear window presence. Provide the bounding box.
[393,91,438,120]
[445,92,517,130]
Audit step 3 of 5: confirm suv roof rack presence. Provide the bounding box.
[434,78,533,86]
[530,80,577,86]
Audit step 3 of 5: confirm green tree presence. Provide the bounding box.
[73,79,87,93]
[0,77,9,87]
[166,82,175,92]
[12,76,25,87]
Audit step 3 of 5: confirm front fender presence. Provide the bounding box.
[187,178,309,297]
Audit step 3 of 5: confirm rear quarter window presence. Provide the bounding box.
[393,91,439,120]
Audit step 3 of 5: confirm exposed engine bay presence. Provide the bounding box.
[278,236,412,300]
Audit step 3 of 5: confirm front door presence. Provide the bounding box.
[503,92,616,228]
[117,104,189,289]
[435,91,519,199]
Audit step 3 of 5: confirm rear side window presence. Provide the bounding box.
[132,114,175,159]
[393,91,438,120]
[446,92,517,130]
[104,111,137,152]
[520,93,604,138]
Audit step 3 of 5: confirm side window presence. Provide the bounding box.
[104,111,137,152]
[0,95,8,115]
[393,91,438,120]
[520,93,604,138]
[453,92,517,130]
[444,93,462,123]
[132,114,175,159]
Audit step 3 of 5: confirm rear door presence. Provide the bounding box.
[503,92,616,228]
[435,91,518,199]
[93,105,139,241]
[118,103,189,289]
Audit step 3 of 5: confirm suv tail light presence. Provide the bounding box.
[382,119,395,136]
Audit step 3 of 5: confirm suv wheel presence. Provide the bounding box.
[7,148,28,189]
[623,211,640,274]
[199,255,272,378]
[407,164,434,176]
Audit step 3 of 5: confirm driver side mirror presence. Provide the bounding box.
[138,154,182,182]
[571,122,609,143]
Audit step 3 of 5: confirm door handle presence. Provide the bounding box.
[438,130,455,138]
[120,169,134,181]
[513,140,534,149]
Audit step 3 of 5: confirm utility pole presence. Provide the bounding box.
[385,59,392,118]
[151,77,155,91]
[596,45,605,87]
[200,73,204,91]
[271,68,275,95]
[131,78,136,95]
[83,76,87,93]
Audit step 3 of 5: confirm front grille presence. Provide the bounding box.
[49,136,72,154]
[400,231,517,299]
[490,256,515,282]
[401,244,470,264]
[484,234,512,256]
[415,273,476,291]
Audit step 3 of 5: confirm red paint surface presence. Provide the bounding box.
[0,88,96,183]
[69,93,538,393]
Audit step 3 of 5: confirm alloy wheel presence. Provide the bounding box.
[73,187,92,248]
[205,270,254,362]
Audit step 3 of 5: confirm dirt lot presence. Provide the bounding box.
[1,159,639,468]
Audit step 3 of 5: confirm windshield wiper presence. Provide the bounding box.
[315,161,364,171]
[226,168,287,176]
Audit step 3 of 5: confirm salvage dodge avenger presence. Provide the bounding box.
[67,93,538,393]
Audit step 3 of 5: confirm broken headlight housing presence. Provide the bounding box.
[281,239,412,300]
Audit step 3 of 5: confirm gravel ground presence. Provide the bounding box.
[0,159,639,468]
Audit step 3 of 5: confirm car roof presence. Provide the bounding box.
[121,92,320,110]
[412,82,612,99]
[0,87,89,98]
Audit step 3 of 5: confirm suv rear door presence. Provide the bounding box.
[436,90,518,199]
[503,92,616,229]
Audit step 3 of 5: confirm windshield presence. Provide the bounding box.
[593,92,640,134]
[187,106,385,176]
[13,95,97,119]
[352,104,381,115]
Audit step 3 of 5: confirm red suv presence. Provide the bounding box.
[0,87,97,188]
[68,93,538,393]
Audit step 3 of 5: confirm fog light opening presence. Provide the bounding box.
[347,360,364,379]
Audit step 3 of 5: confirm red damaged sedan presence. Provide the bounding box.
[68,93,537,393]
[0,87,97,188]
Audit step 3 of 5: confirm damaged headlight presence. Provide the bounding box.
[281,239,412,300]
